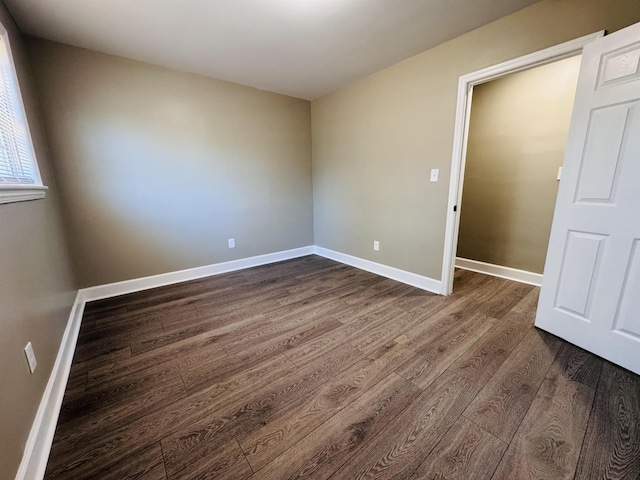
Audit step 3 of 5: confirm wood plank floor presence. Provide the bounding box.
[45,255,640,479]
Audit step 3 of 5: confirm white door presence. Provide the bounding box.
[536,21,640,375]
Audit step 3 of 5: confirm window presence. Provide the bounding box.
[0,23,46,204]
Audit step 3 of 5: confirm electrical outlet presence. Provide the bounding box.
[24,342,37,374]
[228,238,235,249]
[430,169,439,182]
[373,240,380,251]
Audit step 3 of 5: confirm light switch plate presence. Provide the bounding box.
[430,169,439,182]
[228,238,235,249]
[24,342,37,374]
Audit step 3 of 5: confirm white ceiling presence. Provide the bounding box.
[5,0,541,100]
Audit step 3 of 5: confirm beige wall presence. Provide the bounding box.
[0,3,77,479]
[27,39,314,288]
[311,0,640,281]
[457,56,581,274]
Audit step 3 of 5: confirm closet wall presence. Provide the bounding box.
[457,55,581,274]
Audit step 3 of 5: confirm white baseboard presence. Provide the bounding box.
[455,257,543,287]
[81,246,315,302]
[314,246,442,294]
[15,291,86,480]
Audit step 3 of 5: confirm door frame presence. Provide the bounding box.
[440,30,605,296]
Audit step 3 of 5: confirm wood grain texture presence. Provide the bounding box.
[447,310,533,388]
[463,328,563,443]
[492,373,595,479]
[47,352,296,478]
[239,343,412,471]
[159,344,363,478]
[46,443,167,480]
[173,438,254,480]
[451,268,492,296]
[476,282,534,319]
[394,297,478,351]
[329,369,477,480]
[395,311,497,389]
[574,362,640,480]
[408,416,507,480]
[187,318,345,394]
[44,258,640,480]
[55,377,187,444]
[549,342,603,389]
[251,373,420,480]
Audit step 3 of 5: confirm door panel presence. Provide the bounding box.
[614,239,640,339]
[575,102,635,203]
[554,231,605,319]
[598,42,640,87]
[536,22,640,375]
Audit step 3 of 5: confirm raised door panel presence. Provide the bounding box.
[598,42,640,88]
[574,102,637,204]
[614,239,640,339]
[554,231,607,320]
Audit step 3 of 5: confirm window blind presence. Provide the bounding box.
[0,34,36,185]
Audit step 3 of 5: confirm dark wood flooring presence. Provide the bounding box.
[45,255,640,479]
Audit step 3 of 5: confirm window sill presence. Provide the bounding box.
[0,185,48,204]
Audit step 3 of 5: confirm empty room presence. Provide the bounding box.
[2,0,640,479]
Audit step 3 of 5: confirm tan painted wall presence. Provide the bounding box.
[311,0,640,281]
[457,55,581,274]
[27,39,314,288]
[0,3,77,479]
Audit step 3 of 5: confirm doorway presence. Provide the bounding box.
[455,54,581,288]
[441,31,605,295]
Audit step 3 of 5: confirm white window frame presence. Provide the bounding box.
[0,22,47,204]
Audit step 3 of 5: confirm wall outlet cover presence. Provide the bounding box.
[228,238,235,249]
[373,240,380,251]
